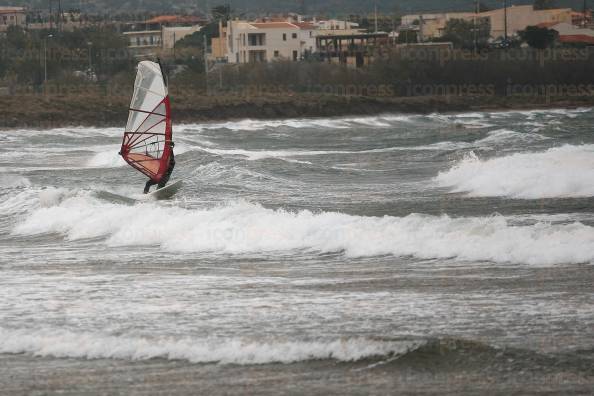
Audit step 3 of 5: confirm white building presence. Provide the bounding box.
[123,30,162,56]
[313,19,359,31]
[402,5,574,41]
[226,21,317,63]
[0,6,26,32]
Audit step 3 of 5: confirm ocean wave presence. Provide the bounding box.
[0,327,415,364]
[176,115,421,133]
[12,198,594,265]
[435,144,594,199]
[3,328,582,370]
[0,174,31,188]
[474,129,549,146]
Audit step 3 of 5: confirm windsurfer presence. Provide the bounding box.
[144,146,175,194]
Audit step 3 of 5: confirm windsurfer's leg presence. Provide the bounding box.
[157,174,170,189]
[144,180,155,194]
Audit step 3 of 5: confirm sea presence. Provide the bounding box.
[0,108,593,394]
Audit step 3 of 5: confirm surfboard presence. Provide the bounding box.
[149,179,183,200]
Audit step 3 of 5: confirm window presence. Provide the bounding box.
[274,50,279,57]
[248,50,266,63]
[292,50,298,61]
[283,33,286,41]
[248,33,265,46]
[292,33,297,39]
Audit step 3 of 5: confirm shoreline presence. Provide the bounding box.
[1,93,593,129]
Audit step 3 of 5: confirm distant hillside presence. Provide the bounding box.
[0,0,587,16]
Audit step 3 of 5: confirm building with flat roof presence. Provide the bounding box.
[0,6,26,32]
[226,20,317,64]
[123,30,162,56]
[402,5,574,41]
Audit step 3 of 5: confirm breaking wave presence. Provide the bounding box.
[0,327,415,364]
[3,328,579,370]
[0,174,31,188]
[12,197,594,266]
[436,144,594,199]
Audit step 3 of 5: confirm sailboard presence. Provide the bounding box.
[149,179,184,200]
[120,61,174,185]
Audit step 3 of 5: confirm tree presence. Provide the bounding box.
[477,2,492,12]
[440,18,491,49]
[533,0,558,10]
[519,26,558,49]
[211,4,231,21]
[397,29,418,44]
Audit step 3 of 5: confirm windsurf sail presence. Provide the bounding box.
[120,61,172,182]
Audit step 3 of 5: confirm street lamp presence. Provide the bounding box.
[44,34,53,85]
[87,41,92,73]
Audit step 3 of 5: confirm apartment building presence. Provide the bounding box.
[226,20,316,64]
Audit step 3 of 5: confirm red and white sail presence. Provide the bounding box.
[120,61,172,182]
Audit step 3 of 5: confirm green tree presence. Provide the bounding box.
[211,4,231,22]
[397,29,418,44]
[440,18,491,49]
[519,26,558,49]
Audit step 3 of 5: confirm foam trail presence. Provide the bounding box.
[13,198,594,266]
[436,145,594,199]
[0,327,414,364]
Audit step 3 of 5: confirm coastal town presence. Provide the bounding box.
[1,2,594,395]
[1,1,594,126]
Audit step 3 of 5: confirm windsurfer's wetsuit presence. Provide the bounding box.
[144,150,175,194]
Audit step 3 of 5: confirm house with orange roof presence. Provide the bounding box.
[540,22,594,45]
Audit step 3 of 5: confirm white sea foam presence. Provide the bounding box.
[87,149,127,168]
[194,139,478,160]
[0,174,31,188]
[436,144,594,199]
[0,327,413,364]
[178,114,415,133]
[474,129,549,146]
[13,198,594,265]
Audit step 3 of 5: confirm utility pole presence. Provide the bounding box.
[474,0,478,52]
[374,3,378,33]
[48,0,52,30]
[57,0,62,31]
[203,34,209,95]
[504,0,508,44]
[44,34,53,85]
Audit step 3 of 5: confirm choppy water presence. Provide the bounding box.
[1,108,593,394]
